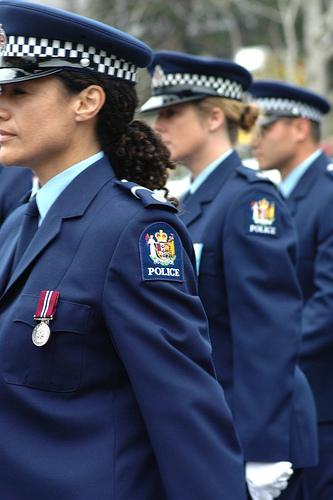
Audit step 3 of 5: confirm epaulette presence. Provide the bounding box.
[115,179,177,211]
[326,163,333,178]
[236,165,279,186]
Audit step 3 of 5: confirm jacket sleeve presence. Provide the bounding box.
[223,187,302,461]
[102,209,246,500]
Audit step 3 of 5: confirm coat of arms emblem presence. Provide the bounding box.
[146,228,176,266]
[0,25,7,55]
[251,198,275,226]
[152,65,166,88]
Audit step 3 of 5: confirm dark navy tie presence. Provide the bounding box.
[12,196,39,269]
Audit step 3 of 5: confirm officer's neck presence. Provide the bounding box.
[279,143,319,180]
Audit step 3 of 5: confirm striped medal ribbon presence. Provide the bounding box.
[32,290,60,347]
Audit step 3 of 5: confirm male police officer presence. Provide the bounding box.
[251,80,333,499]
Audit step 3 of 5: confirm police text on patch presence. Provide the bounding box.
[249,224,276,235]
[147,267,181,277]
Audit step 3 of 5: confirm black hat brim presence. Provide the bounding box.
[0,66,63,84]
[139,93,208,113]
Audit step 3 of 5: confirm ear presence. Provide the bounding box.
[207,106,225,132]
[74,85,106,122]
[293,117,310,143]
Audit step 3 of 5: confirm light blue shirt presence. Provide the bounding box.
[279,149,321,198]
[36,151,104,223]
[189,149,233,194]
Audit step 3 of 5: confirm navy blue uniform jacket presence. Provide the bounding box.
[286,152,333,422]
[179,151,317,466]
[0,165,33,225]
[0,158,246,499]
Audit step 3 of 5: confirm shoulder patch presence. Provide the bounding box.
[248,196,278,237]
[140,222,184,282]
[116,179,177,212]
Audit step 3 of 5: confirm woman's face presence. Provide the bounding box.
[0,76,84,180]
[153,103,210,167]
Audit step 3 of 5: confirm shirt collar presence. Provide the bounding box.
[279,149,321,198]
[189,149,233,194]
[36,151,104,222]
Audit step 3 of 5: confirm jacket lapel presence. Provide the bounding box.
[180,151,241,226]
[286,152,329,215]
[6,216,63,290]
[1,157,116,298]
[0,213,22,296]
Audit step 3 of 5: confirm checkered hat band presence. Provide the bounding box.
[153,72,244,100]
[256,97,322,122]
[4,35,137,82]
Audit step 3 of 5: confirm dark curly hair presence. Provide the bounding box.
[55,70,176,201]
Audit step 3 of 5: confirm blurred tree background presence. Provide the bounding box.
[37,0,333,136]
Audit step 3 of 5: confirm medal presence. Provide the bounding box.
[32,321,51,347]
[32,290,60,347]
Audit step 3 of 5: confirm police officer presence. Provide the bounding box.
[0,2,247,499]
[141,51,318,500]
[250,80,333,500]
[0,165,34,224]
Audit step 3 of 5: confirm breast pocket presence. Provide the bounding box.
[2,294,92,392]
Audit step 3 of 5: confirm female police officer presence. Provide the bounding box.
[141,51,318,500]
[0,2,247,499]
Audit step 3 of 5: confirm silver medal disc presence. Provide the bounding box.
[32,321,51,347]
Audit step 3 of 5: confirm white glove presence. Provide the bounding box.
[246,461,293,500]
[247,482,288,500]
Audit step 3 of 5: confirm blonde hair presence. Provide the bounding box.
[196,97,259,144]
